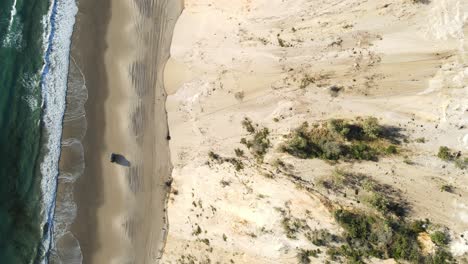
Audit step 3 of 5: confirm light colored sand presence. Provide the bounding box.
[69,0,182,263]
[88,0,137,262]
[162,0,468,263]
[94,0,183,263]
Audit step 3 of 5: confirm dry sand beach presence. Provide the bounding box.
[161,0,468,263]
[54,0,182,263]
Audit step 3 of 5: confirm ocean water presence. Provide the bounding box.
[0,0,76,263]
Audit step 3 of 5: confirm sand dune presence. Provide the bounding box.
[161,0,468,263]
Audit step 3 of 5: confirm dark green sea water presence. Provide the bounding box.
[0,0,50,262]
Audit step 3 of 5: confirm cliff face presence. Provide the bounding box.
[162,0,468,263]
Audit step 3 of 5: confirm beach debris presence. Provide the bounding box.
[165,178,173,187]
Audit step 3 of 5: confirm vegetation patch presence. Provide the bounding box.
[440,184,454,193]
[430,231,449,247]
[415,137,426,143]
[277,34,291,47]
[305,229,340,246]
[437,146,467,170]
[297,249,321,264]
[299,74,317,89]
[281,213,308,239]
[240,118,271,162]
[319,170,408,217]
[330,209,454,264]
[276,205,310,239]
[438,146,455,161]
[234,148,244,157]
[315,171,453,263]
[208,151,244,171]
[455,157,468,169]
[281,118,403,162]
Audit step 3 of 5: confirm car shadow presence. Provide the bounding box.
[110,153,131,167]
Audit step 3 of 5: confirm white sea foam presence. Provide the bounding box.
[38,0,78,262]
[7,0,17,31]
[2,0,23,48]
[20,72,42,111]
[2,21,23,49]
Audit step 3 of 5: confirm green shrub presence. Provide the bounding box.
[408,219,429,233]
[208,152,244,171]
[334,210,375,240]
[192,225,202,236]
[415,137,426,143]
[430,231,449,246]
[281,123,323,159]
[328,119,349,136]
[250,128,270,158]
[242,117,256,133]
[306,229,338,246]
[437,146,454,161]
[326,245,368,263]
[389,228,422,262]
[283,118,401,162]
[367,192,406,217]
[298,249,322,262]
[240,119,271,161]
[234,148,244,157]
[328,119,365,141]
[297,249,312,264]
[440,184,453,193]
[368,193,391,214]
[281,215,308,239]
[385,145,398,154]
[225,158,244,171]
[362,117,382,139]
[333,209,428,263]
[321,140,343,160]
[455,157,468,170]
[208,151,221,161]
[346,143,378,161]
[430,249,455,264]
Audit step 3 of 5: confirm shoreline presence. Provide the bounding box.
[54,0,184,263]
[38,0,78,262]
[56,0,112,261]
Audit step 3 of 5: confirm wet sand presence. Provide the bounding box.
[56,0,183,263]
